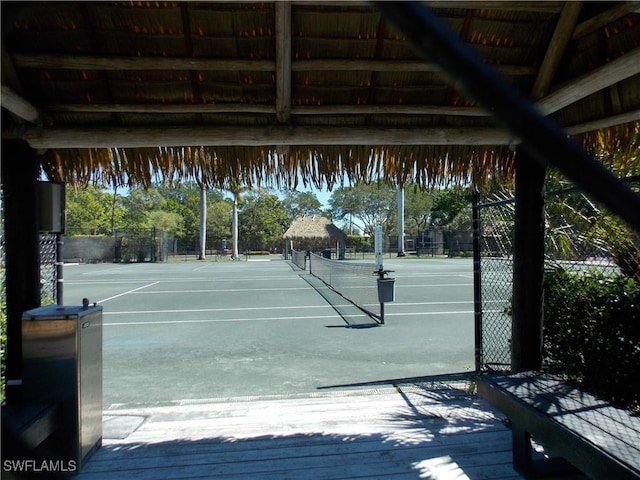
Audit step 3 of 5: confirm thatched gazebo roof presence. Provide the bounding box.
[283,216,348,242]
[2,1,639,192]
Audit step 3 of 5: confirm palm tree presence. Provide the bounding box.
[227,180,249,260]
[198,182,207,260]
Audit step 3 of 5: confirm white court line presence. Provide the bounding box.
[105,315,339,326]
[104,304,339,315]
[398,283,473,287]
[102,300,493,316]
[65,276,303,285]
[80,265,138,275]
[132,286,313,294]
[105,309,488,326]
[98,282,160,303]
[386,309,506,317]
[390,273,471,277]
[386,310,473,316]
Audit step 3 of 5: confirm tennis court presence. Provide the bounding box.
[62,257,475,408]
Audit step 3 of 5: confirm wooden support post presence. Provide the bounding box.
[512,148,546,373]
[511,423,533,475]
[1,140,41,403]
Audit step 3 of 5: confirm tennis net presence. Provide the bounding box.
[309,252,381,320]
[291,248,307,270]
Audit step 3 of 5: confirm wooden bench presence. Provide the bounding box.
[1,402,62,454]
[477,371,640,480]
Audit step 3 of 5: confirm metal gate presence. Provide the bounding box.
[473,193,515,372]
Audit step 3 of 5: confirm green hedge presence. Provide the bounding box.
[544,268,640,411]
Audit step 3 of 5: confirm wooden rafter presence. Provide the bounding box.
[536,47,640,115]
[530,1,582,101]
[275,1,292,123]
[1,85,39,123]
[572,0,640,40]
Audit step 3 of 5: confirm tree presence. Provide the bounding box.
[65,185,116,235]
[238,191,289,251]
[207,201,233,249]
[281,190,323,223]
[403,185,434,235]
[544,129,640,279]
[154,183,224,250]
[328,182,395,235]
[226,182,250,259]
[430,188,471,226]
[147,210,184,236]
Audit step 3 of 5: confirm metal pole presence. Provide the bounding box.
[397,186,405,257]
[472,191,483,372]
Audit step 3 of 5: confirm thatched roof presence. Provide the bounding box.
[2,2,639,192]
[283,216,347,241]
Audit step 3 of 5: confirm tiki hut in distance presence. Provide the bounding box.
[283,216,347,259]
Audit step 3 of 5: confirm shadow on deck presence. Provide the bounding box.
[76,377,524,479]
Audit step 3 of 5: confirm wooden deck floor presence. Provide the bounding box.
[77,382,524,479]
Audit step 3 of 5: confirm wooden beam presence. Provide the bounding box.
[45,102,489,117]
[1,85,39,123]
[536,47,640,115]
[19,125,515,149]
[13,108,638,150]
[275,2,292,123]
[572,1,640,40]
[1,42,24,94]
[564,109,640,135]
[292,1,565,12]
[425,1,564,12]
[10,53,535,75]
[530,2,582,100]
[11,54,277,72]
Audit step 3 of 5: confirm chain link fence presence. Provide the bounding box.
[475,195,515,371]
[476,177,640,373]
[40,234,59,305]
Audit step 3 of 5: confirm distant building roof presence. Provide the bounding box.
[283,216,347,241]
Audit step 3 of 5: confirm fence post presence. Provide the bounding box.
[472,191,483,372]
[512,149,546,373]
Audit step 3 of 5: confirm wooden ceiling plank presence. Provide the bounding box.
[531,2,582,100]
[275,1,292,123]
[535,47,640,115]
